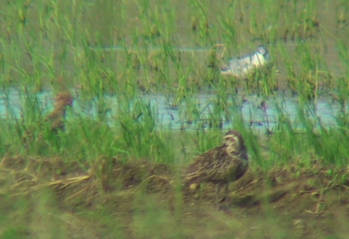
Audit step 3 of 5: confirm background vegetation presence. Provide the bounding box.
[0,0,349,238]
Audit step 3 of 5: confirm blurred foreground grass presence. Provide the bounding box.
[1,0,349,238]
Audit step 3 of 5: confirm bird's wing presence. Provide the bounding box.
[184,148,222,184]
[223,155,248,181]
[229,56,254,69]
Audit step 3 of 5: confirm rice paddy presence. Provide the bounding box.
[1,0,349,238]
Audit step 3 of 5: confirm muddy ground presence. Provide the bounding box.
[1,155,348,239]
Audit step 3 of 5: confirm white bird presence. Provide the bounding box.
[220,45,271,78]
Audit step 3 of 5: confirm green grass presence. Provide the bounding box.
[1,0,349,238]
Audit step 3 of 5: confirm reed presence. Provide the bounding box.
[1,0,349,238]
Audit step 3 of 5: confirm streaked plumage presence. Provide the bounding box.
[221,45,271,78]
[184,130,249,205]
[22,92,74,150]
[45,92,74,132]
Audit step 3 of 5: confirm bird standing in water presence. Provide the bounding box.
[184,130,249,206]
[220,45,271,78]
[45,92,74,132]
[22,92,74,151]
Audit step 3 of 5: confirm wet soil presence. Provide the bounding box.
[1,155,348,238]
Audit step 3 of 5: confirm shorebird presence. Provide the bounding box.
[184,130,249,206]
[220,45,271,78]
[45,92,74,132]
[22,92,74,150]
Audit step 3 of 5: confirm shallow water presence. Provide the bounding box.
[0,88,343,132]
[0,0,348,133]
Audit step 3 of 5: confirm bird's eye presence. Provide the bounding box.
[226,137,237,144]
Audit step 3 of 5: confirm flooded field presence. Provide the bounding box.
[0,89,344,132]
[1,0,349,238]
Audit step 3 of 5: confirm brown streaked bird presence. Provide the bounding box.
[45,92,74,132]
[22,92,74,151]
[184,130,249,206]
